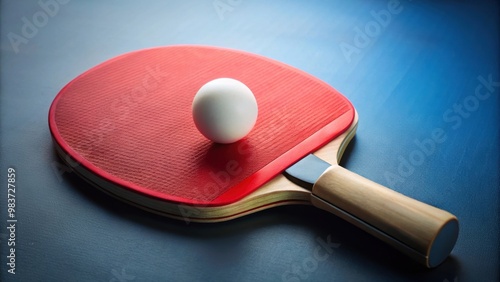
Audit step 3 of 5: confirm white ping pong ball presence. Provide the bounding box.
[192,78,258,144]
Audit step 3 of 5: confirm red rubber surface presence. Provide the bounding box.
[49,46,354,206]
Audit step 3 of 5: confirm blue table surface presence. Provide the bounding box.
[1,1,498,281]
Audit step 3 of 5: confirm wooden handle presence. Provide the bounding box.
[311,165,458,268]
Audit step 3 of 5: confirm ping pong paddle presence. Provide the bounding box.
[49,45,458,268]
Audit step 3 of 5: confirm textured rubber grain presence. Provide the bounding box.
[49,46,354,206]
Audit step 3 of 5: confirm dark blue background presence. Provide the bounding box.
[1,1,498,281]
